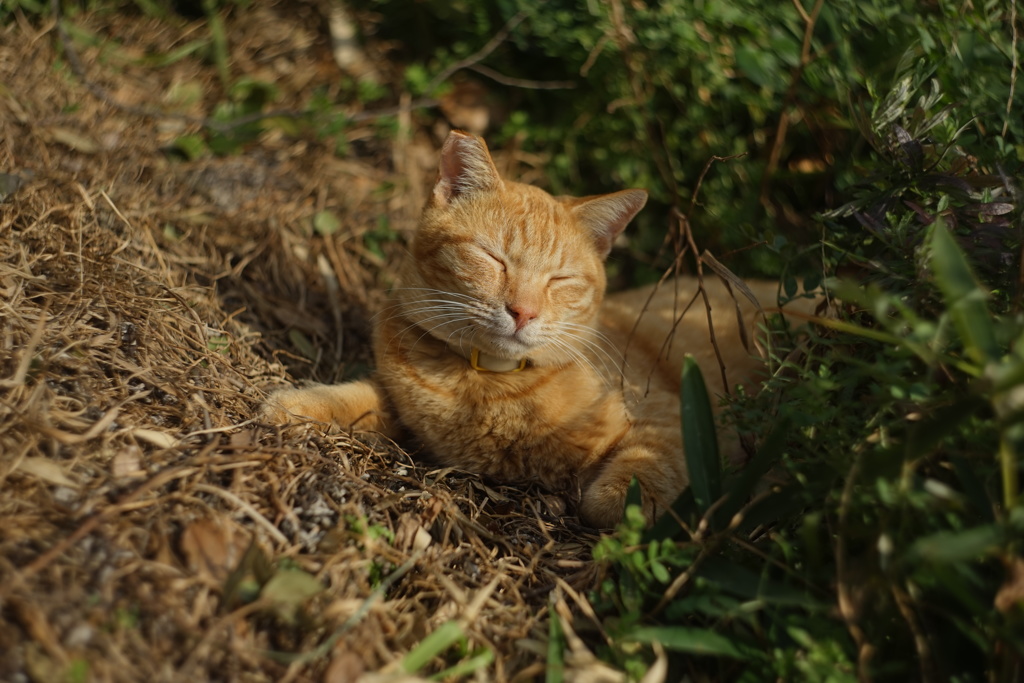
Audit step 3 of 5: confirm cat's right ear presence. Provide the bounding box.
[432,131,502,206]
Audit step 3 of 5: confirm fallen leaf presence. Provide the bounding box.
[132,428,178,449]
[15,457,77,488]
[180,517,247,584]
[46,127,100,154]
[229,428,256,448]
[111,445,145,479]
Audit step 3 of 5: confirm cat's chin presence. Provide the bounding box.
[479,337,534,360]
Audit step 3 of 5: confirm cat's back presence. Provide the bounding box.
[599,276,814,399]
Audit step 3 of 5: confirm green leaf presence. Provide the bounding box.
[223,539,273,608]
[735,45,782,90]
[172,134,208,161]
[401,621,464,673]
[951,455,996,522]
[696,557,819,609]
[928,218,999,365]
[904,398,984,461]
[260,568,322,624]
[313,210,342,236]
[625,626,752,659]
[546,604,565,683]
[625,474,643,511]
[207,335,230,354]
[288,329,317,361]
[907,525,1003,564]
[681,356,721,514]
[431,649,494,680]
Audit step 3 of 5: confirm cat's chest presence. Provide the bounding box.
[386,361,631,479]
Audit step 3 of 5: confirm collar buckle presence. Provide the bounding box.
[469,347,527,373]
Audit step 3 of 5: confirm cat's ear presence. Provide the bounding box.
[432,130,502,205]
[572,189,648,258]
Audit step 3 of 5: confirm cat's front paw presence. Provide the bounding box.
[580,473,656,529]
[580,445,682,529]
[259,387,332,426]
[258,380,391,433]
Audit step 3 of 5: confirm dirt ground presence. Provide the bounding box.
[0,5,616,681]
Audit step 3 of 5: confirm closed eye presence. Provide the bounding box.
[480,248,507,272]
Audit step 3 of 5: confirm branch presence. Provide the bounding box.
[467,64,575,90]
[760,0,826,207]
[425,11,529,94]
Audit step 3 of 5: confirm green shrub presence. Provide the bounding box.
[588,53,1022,683]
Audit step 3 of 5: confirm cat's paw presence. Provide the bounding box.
[580,474,656,529]
[580,445,680,528]
[259,381,390,433]
[259,387,332,426]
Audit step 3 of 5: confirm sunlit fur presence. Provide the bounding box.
[264,131,816,528]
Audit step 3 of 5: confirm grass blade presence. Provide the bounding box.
[430,649,494,680]
[681,355,721,514]
[400,621,464,673]
[546,604,565,683]
[908,525,1003,564]
[928,218,999,365]
[625,626,752,659]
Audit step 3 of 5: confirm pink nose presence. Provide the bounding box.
[506,303,538,330]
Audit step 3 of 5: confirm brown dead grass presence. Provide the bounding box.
[0,5,610,681]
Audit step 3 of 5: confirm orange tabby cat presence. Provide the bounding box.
[263,131,811,528]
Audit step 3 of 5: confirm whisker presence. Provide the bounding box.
[389,287,478,301]
[554,322,626,377]
[372,299,473,321]
[556,331,621,383]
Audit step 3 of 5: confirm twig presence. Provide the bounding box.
[760,0,826,208]
[425,12,528,94]
[1004,0,1018,138]
[680,211,732,396]
[16,465,200,578]
[891,584,938,683]
[467,64,575,90]
[678,154,748,395]
[835,447,875,681]
[606,0,680,201]
[262,550,423,665]
[579,34,611,77]
[621,154,745,397]
[191,483,290,546]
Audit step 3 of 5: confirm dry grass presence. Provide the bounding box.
[0,6,611,681]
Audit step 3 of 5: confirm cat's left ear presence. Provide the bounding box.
[572,189,648,258]
[432,130,503,206]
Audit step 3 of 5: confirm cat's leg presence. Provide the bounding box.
[579,440,686,529]
[260,379,394,435]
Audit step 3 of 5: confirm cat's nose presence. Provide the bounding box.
[506,303,539,330]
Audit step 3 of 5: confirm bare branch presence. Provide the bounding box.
[425,11,529,94]
[467,64,575,91]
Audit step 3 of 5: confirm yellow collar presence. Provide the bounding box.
[449,345,527,373]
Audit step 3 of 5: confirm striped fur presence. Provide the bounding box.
[264,131,812,528]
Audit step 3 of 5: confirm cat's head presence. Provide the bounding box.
[398,130,647,367]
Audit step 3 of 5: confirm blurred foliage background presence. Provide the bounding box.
[346,0,1021,283]
[5,0,1022,679]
